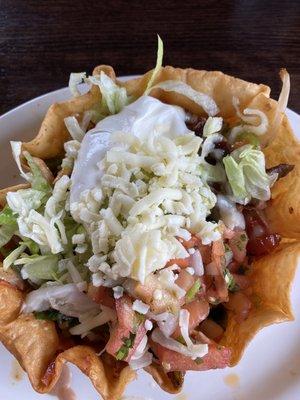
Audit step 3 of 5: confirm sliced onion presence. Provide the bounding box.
[65,260,83,284]
[70,306,116,336]
[190,249,204,276]
[68,72,86,97]
[152,328,208,359]
[64,116,85,142]
[157,312,178,337]
[129,350,153,370]
[150,80,219,116]
[179,309,193,348]
[23,283,99,317]
[278,68,290,114]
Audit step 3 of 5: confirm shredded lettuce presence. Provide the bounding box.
[236,132,260,147]
[16,254,60,283]
[224,269,239,292]
[10,141,30,181]
[223,145,277,204]
[89,72,130,115]
[144,35,164,95]
[0,206,17,249]
[68,72,86,97]
[19,238,39,255]
[6,189,45,216]
[24,152,52,195]
[3,244,27,270]
[0,206,17,226]
[186,279,201,302]
[64,116,85,142]
[201,163,226,183]
[0,224,16,248]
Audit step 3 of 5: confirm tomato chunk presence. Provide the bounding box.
[172,300,209,338]
[228,231,248,263]
[87,285,115,309]
[176,270,195,292]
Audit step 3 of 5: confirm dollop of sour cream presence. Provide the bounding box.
[70,96,192,204]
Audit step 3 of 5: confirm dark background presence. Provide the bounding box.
[1,0,300,115]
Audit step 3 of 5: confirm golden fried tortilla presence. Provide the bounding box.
[0,66,299,398]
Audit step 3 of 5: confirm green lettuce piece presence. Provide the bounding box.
[19,238,40,255]
[15,254,60,282]
[6,188,45,217]
[144,35,164,95]
[224,268,240,292]
[223,156,248,201]
[223,144,276,204]
[3,244,27,270]
[0,224,16,248]
[0,206,17,226]
[89,72,130,115]
[201,163,226,183]
[186,279,201,302]
[24,152,52,195]
[236,131,260,147]
[0,206,18,249]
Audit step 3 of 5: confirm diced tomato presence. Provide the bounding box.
[106,325,130,359]
[133,274,180,314]
[228,231,248,263]
[231,273,251,290]
[176,270,195,292]
[166,257,190,268]
[223,226,235,240]
[106,294,147,362]
[213,275,228,302]
[212,239,225,269]
[115,295,135,331]
[154,343,231,371]
[202,240,228,303]
[224,292,251,323]
[172,300,209,338]
[87,285,115,309]
[133,275,157,303]
[106,323,146,362]
[198,243,211,265]
[200,319,224,342]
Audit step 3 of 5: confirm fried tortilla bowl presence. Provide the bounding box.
[0,65,300,399]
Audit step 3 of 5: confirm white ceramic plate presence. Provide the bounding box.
[0,81,300,400]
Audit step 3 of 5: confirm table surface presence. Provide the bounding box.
[1,0,300,115]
